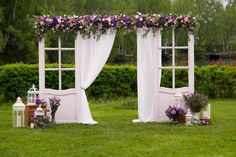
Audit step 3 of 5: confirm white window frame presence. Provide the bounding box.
[158,29,194,92]
[39,37,76,91]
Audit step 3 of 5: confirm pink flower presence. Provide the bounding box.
[184,16,189,23]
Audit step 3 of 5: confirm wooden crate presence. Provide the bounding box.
[26,104,46,126]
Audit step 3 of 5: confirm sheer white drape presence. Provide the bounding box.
[76,31,116,124]
[134,29,161,122]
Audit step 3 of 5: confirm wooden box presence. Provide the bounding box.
[26,104,46,126]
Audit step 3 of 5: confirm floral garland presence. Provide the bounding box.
[35,13,198,38]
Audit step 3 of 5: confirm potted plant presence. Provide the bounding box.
[165,106,186,124]
[183,93,208,122]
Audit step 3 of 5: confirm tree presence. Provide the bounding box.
[0,5,3,53]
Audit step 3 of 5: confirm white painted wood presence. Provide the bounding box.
[39,35,78,123]
[39,38,45,98]
[188,33,194,93]
[172,29,175,89]
[74,31,80,122]
[44,48,75,51]
[156,30,195,122]
[159,46,188,49]
[156,29,162,121]
[45,68,75,71]
[159,66,188,69]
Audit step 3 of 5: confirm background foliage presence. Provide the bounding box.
[0,64,235,101]
[0,0,236,65]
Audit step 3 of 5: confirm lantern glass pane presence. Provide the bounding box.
[28,94,33,103]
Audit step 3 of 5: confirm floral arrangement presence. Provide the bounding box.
[36,96,42,106]
[165,106,186,122]
[183,92,208,113]
[30,115,51,128]
[35,13,198,38]
[49,96,61,123]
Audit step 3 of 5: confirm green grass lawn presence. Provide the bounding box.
[0,97,236,157]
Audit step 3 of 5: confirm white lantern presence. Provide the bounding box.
[27,84,39,105]
[203,103,211,119]
[34,106,45,117]
[174,93,183,108]
[12,97,25,127]
[185,109,193,126]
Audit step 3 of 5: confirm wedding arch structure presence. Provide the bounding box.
[36,14,196,124]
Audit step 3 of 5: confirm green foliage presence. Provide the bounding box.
[0,64,235,100]
[87,65,137,98]
[195,65,236,98]
[0,64,38,100]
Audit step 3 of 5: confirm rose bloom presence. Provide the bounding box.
[39,20,44,25]
[184,16,189,22]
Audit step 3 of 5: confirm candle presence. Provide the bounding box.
[17,115,21,127]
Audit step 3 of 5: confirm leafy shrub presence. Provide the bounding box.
[195,65,236,98]
[0,64,235,101]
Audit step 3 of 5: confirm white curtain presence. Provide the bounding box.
[135,29,161,122]
[77,31,116,124]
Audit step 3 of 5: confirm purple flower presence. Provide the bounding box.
[171,109,176,115]
[165,106,186,121]
[122,17,131,23]
[52,18,59,25]
[36,97,42,105]
[75,22,81,29]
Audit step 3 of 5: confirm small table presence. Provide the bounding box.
[26,104,46,126]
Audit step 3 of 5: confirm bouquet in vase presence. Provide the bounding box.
[49,96,61,123]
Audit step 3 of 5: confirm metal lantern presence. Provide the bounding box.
[27,84,39,105]
[185,109,193,126]
[13,97,25,127]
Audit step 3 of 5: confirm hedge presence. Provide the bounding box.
[0,64,235,100]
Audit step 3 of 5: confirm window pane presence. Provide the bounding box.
[161,30,172,46]
[61,51,75,68]
[175,49,188,66]
[61,32,75,48]
[45,71,59,90]
[175,69,188,88]
[62,71,75,90]
[45,51,59,68]
[160,69,172,88]
[175,28,188,46]
[162,49,172,67]
[45,32,58,48]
